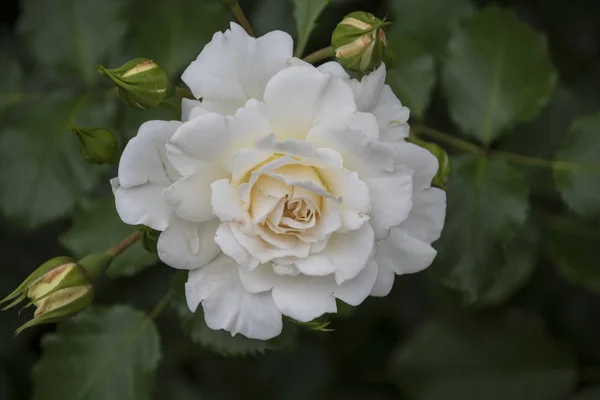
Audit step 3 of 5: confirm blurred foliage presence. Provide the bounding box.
[0,0,599,399]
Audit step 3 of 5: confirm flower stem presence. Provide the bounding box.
[412,125,483,155]
[109,231,141,257]
[413,124,600,173]
[303,46,334,64]
[230,1,255,37]
[148,291,173,320]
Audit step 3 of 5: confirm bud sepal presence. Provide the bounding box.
[97,58,168,109]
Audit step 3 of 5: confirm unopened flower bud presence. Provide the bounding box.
[1,252,114,334]
[97,58,168,109]
[71,126,119,165]
[331,12,390,72]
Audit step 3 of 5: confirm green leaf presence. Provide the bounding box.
[475,229,537,306]
[32,306,161,400]
[0,93,109,230]
[386,31,435,120]
[554,113,600,218]
[251,0,296,37]
[441,6,557,144]
[171,273,297,356]
[434,154,530,303]
[390,0,474,55]
[542,215,600,293]
[390,313,577,400]
[129,0,229,78]
[573,388,600,400]
[60,197,158,278]
[0,58,25,116]
[19,0,127,85]
[292,0,331,57]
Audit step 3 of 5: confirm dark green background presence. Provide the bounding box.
[1,0,600,399]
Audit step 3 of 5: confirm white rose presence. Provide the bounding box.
[112,23,446,340]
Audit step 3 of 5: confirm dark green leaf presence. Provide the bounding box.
[0,58,25,116]
[251,0,296,37]
[442,6,557,144]
[292,0,331,57]
[32,306,161,400]
[129,0,229,78]
[0,93,110,229]
[19,0,127,85]
[542,215,600,293]
[171,272,297,356]
[554,113,600,218]
[434,154,530,303]
[390,0,474,55]
[475,229,537,306]
[573,387,600,400]
[60,197,158,278]
[390,313,577,400]
[386,32,435,120]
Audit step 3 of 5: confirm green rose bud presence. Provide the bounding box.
[408,135,452,190]
[97,58,168,109]
[331,11,390,72]
[1,252,114,334]
[71,126,119,165]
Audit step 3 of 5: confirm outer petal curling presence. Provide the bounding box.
[186,254,283,340]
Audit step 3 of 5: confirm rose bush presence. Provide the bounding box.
[111,23,446,339]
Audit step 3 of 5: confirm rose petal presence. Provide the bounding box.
[182,23,294,115]
[261,66,357,140]
[186,254,283,340]
[157,217,220,270]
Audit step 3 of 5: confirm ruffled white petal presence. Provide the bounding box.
[261,66,357,140]
[181,98,203,122]
[364,167,413,240]
[166,113,231,177]
[157,218,220,270]
[306,123,397,177]
[118,120,181,188]
[348,64,410,142]
[239,256,377,322]
[370,260,394,297]
[112,178,171,231]
[182,23,294,115]
[163,172,221,223]
[376,188,446,275]
[186,254,283,340]
[393,142,439,190]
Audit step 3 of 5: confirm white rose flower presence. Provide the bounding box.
[112,23,446,340]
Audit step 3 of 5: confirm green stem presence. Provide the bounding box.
[148,291,173,320]
[412,124,483,155]
[108,231,140,257]
[230,2,255,37]
[303,46,334,64]
[492,150,557,168]
[414,124,600,173]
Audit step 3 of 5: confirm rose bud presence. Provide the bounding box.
[71,126,119,165]
[331,11,390,72]
[97,58,168,109]
[1,253,113,334]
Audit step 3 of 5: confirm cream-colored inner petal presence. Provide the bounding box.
[248,164,329,244]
